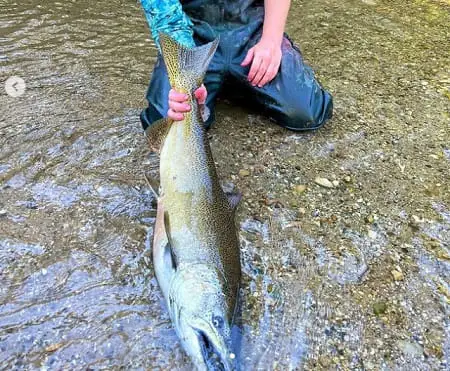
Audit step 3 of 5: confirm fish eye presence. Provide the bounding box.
[212,316,224,329]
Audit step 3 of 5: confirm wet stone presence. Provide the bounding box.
[314,177,334,188]
[361,0,377,5]
[368,230,377,239]
[373,301,387,316]
[239,169,250,177]
[391,270,404,281]
[24,200,39,209]
[45,343,64,353]
[365,214,375,224]
[293,184,307,194]
[397,340,424,357]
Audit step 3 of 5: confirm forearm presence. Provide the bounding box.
[262,0,291,45]
[140,0,195,50]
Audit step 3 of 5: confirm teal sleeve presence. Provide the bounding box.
[140,0,196,50]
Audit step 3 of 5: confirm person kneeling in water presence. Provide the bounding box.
[139,0,333,131]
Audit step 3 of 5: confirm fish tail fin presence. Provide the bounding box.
[159,33,219,93]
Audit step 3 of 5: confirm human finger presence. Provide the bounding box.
[258,62,278,87]
[241,47,254,67]
[168,108,184,121]
[252,59,270,86]
[247,55,263,83]
[168,89,188,103]
[169,100,191,113]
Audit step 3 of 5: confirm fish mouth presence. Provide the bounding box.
[196,329,233,371]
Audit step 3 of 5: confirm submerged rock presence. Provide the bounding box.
[397,340,424,357]
[391,270,404,281]
[373,301,387,316]
[293,184,307,194]
[239,169,250,177]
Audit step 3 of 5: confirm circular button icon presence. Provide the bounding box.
[5,76,26,97]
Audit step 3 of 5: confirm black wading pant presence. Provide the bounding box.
[140,26,333,131]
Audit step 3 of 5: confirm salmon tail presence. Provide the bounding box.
[159,33,219,93]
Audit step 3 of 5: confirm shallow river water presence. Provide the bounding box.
[1,0,449,369]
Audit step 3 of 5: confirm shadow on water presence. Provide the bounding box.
[1,0,449,369]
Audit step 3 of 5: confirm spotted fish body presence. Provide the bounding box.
[145,34,241,370]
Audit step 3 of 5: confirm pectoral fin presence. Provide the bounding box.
[163,211,177,269]
[144,117,172,153]
[163,241,177,271]
[199,103,210,123]
[153,203,177,294]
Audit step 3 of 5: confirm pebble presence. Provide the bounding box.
[344,175,352,183]
[391,270,404,281]
[239,169,250,177]
[314,177,334,188]
[373,301,387,315]
[332,180,339,187]
[365,214,375,224]
[412,215,423,223]
[293,184,307,194]
[318,356,331,367]
[45,343,63,353]
[397,340,424,357]
[0,209,7,217]
[25,201,38,209]
[298,207,306,215]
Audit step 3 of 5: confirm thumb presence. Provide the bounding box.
[241,47,254,67]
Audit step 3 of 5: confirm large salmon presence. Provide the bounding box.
[145,34,241,371]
